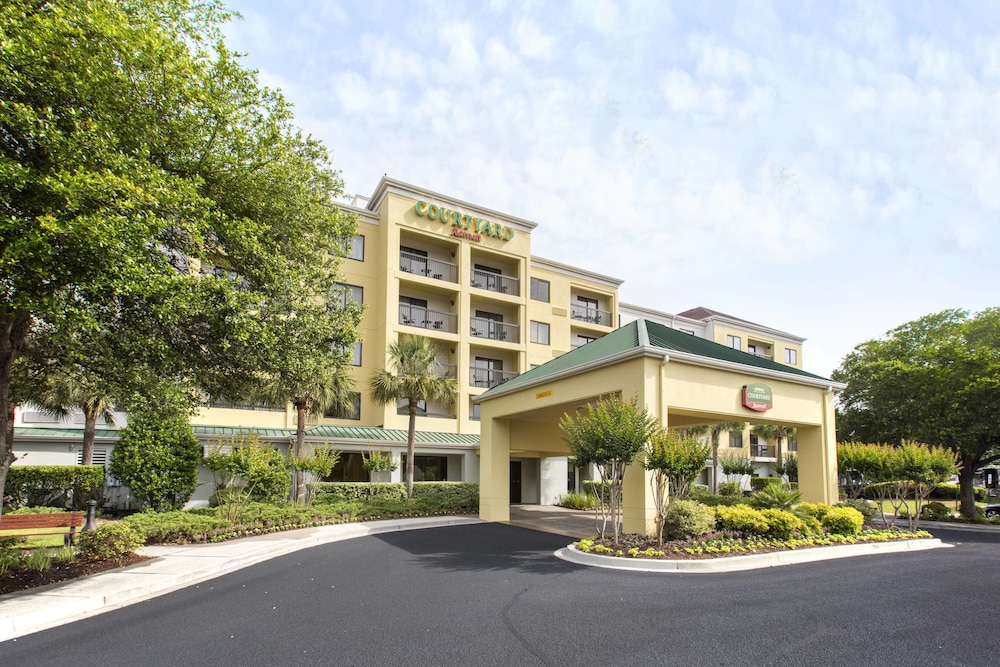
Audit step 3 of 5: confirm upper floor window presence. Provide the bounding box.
[346,235,364,261]
[349,341,362,366]
[333,283,363,307]
[729,432,742,448]
[326,392,361,420]
[530,321,550,345]
[785,348,797,365]
[727,335,741,350]
[530,278,550,302]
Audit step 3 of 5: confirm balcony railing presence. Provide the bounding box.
[396,406,456,419]
[399,251,458,283]
[751,444,776,458]
[470,269,519,296]
[398,304,458,333]
[470,317,519,343]
[570,304,611,326]
[470,367,519,389]
[749,351,773,361]
[436,362,457,379]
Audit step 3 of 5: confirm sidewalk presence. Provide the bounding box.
[0,515,482,643]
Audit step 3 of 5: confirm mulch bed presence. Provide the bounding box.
[0,554,151,597]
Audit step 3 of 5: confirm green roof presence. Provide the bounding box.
[16,425,480,447]
[484,318,828,395]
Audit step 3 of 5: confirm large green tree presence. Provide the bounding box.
[833,309,1000,518]
[0,0,359,509]
[369,336,458,498]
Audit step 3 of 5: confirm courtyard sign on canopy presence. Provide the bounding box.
[742,383,773,412]
[414,200,515,242]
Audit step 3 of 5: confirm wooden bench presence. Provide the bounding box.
[0,511,86,546]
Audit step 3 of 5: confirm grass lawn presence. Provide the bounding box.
[871,498,988,516]
[0,528,75,549]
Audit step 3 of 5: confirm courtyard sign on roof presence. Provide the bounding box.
[742,383,773,412]
[414,200,515,242]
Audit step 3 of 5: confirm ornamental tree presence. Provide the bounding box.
[645,430,711,546]
[0,0,359,510]
[833,309,1000,518]
[560,395,659,546]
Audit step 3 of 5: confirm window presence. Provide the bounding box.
[472,357,503,387]
[472,263,502,290]
[350,341,362,366]
[400,296,428,325]
[530,278,550,302]
[401,455,448,482]
[210,397,285,412]
[748,344,757,355]
[785,348,797,365]
[750,433,759,445]
[470,400,481,421]
[397,398,427,416]
[334,283,363,307]
[787,437,797,452]
[400,245,428,275]
[530,321,550,345]
[326,392,361,420]
[325,453,368,482]
[346,235,364,261]
[729,432,742,448]
[472,310,505,340]
[727,335,741,350]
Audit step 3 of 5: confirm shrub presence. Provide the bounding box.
[718,481,742,497]
[836,499,877,523]
[690,484,709,496]
[411,482,478,512]
[687,491,745,507]
[929,484,986,502]
[797,502,831,522]
[920,501,952,521]
[582,480,610,505]
[822,507,865,535]
[759,509,804,540]
[559,491,597,510]
[750,477,783,492]
[662,500,716,540]
[749,485,801,511]
[714,504,769,536]
[110,402,201,511]
[124,510,229,544]
[78,523,144,562]
[310,482,407,503]
[3,465,106,509]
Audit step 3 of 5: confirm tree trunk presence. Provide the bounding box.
[406,402,417,498]
[0,309,31,519]
[82,402,98,466]
[711,436,719,494]
[958,454,980,519]
[294,403,307,504]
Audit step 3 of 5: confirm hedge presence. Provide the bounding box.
[929,484,987,502]
[3,466,106,509]
[750,477,783,492]
[310,482,478,512]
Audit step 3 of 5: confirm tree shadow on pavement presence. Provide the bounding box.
[373,522,582,575]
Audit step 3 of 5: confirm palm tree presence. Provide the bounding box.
[260,365,356,503]
[369,336,458,498]
[707,422,747,494]
[753,424,797,470]
[27,367,116,466]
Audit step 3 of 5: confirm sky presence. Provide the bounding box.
[222,0,1000,377]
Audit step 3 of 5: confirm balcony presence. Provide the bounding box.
[751,444,776,459]
[470,317,519,343]
[470,269,519,296]
[398,304,458,333]
[399,251,458,283]
[570,304,611,326]
[470,367,519,389]
[436,362,457,379]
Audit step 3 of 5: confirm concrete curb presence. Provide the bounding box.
[0,516,483,643]
[554,538,950,573]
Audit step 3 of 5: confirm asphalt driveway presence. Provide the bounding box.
[2,522,997,666]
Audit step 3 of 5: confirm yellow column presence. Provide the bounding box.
[797,391,838,504]
[622,462,656,535]
[479,415,511,522]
